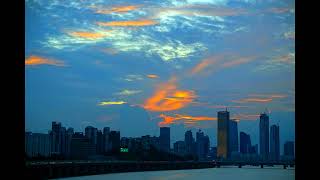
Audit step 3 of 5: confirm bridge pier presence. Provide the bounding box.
[283,165,287,169]
[260,164,264,168]
[238,164,242,168]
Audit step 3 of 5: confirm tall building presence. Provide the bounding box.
[259,113,269,160]
[284,141,294,158]
[103,127,110,153]
[196,130,210,160]
[96,130,104,154]
[173,141,186,155]
[160,127,170,152]
[208,147,217,160]
[25,132,51,157]
[50,122,62,155]
[185,130,195,155]
[109,131,120,153]
[70,132,96,159]
[228,119,239,156]
[66,128,74,158]
[85,126,98,145]
[217,110,230,159]
[240,132,251,154]
[270,124,280,162]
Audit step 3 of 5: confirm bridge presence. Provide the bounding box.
[25,160,216,179]
[25,160,294,179]
[215,160,295,169]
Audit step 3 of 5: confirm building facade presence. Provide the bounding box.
[228,119,239,156]
[259,113,269,160]
[270,124,280,162]
[160,127,170,152]
[217,110,230,159]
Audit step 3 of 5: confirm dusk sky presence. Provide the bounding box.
[25,0,295,152]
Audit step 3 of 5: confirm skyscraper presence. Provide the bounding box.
[259,113,269,160]
[284,141,294,159]
[96,130,104,154]
[103,127,110,153]
[174,141,186,155]
[217,110,230,159]
[270,124,280,162]
[109,131,120,153]
[70,132,96,159]
[240,132,251,154]
[228,119,239,156]
[85,126,98,145]
[185,130,195,155]
[25,132,51,157]
[160,127,170,152]
[66,128,74,158]
[196,130,210,160]
[50,122,63,155]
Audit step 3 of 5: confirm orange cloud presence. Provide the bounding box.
[190,54,257,76]
[267,7,291,14]
[97,19,157,27]
[68,31,108,39]
[95,5,139,14]
[158,113,216,126]
[147,74,159,79]
[232,98,273,103]
[102,48,118,55]
[143,77,196,111]
[25,55,65,66]
[221,56,256,68]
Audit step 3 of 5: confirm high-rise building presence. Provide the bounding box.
[249,144,258,154]
[96,130,104,154]
[103,127,110,153]
[270,124,280,162]
[259,113,269,160]
[70,132,96,159]
[160,127,170,152]
[217,110,230,159]
[85,126,98,145]
[109,131,120,153]
[196,130,210,160]
[50,122,62,155]
[240,132,251,154]
[66,128,74,158]
[174,141,186,155]
[284,141,294,158]
[185,130,195,155]
[229,119,239,156]
[208,147,217,160]
[25,132,51,157]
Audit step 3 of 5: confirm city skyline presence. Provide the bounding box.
[25,0,295,154]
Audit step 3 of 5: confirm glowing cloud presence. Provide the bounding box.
[158,113,216,126]
[25,55,65,66]
[97,20,158,27]
[232,98,273,103]
[147,74,159,79]
[115,90,142,96]
[68,31,108,39]
[98,101,127,106]
[95,5,140,14]
[221,56,256,68]
[143,77,196,111]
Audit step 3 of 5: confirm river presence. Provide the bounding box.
[57,166,294,180]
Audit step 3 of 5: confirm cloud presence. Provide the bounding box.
[25,55,65,66]
[147,74,159,79]
[284,31,295,40]
[267,7,292,14]
[98,101,127,106]
[97,19,158,27]
[190,54,258,76]
[67,31,109,39]
[94,5,140,14]
[102,48,119,55]
[122,74,144,81]
[143,77,196,111]
[115,89,142,96]
[158,113,217,126]
[232,98,273,103]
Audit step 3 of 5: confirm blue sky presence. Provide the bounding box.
[25,0,295,152]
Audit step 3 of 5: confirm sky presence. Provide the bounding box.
[25,0,295,153]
